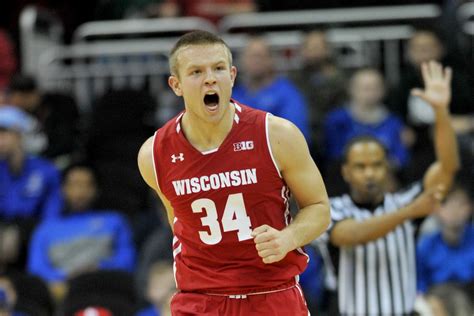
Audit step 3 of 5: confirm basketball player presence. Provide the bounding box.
[137,31,330,315]
[327,61,460,315]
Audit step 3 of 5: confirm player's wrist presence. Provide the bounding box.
[281,227,299,252]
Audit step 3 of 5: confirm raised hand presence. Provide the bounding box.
[411,61,452,109]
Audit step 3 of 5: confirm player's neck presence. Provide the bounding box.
[181,104,235,152]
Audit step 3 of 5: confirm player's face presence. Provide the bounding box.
[343,142,389,203]
[168,44,237,124]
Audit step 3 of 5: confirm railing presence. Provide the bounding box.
[458,1,474,59]
[73,17,217,42]
[19,5,63,75]
[219,4,440,33]
[21,4,444,115]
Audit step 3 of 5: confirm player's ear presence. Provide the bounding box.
[168,75,183,96]
[230,66,237,87]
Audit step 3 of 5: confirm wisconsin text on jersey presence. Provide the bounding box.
[172,168,258,196]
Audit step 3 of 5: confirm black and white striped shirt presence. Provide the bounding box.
[330,183,422,316]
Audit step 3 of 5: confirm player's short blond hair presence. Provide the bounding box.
[169,30,233,77]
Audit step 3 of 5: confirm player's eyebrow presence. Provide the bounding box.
[186,59,228,70]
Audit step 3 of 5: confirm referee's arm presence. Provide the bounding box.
[330,189,442,247]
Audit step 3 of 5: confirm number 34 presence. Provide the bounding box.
[191,193,253,245]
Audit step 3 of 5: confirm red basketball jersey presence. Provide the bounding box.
[152,102,308,294]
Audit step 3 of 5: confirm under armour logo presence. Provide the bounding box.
[171,153,184,163]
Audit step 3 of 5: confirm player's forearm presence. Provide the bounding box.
[283,202,330,250]
[331,207,412,247]
[433,108,460,173]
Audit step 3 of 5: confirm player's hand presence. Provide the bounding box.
[403,185,445,219]
[251,224,296,264]
[411,61,452,110]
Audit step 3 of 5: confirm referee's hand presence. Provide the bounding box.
[405,185,445,219]
[252,224,295,264]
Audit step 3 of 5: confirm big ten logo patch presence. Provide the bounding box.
[233,141,254,152]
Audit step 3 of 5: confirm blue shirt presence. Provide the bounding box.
[232,77,310,142]
[0,156,62,220]
[299,246,325,304]
[323,107,409,167]
[28,211,136,282]
[136,306,160,316]
[416,225,474,293]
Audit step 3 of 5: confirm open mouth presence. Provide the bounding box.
[204,92,220,111]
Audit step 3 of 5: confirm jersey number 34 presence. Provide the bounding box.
[191,193,253,245]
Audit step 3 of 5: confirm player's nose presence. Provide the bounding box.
[204,69,217,85]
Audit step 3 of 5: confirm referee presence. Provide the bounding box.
[327,61,460,316]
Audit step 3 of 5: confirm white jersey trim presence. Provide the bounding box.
[151,130,161,191]
[265,113,282,178]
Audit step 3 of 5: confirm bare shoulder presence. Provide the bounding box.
[137,136,158,190]
[267,115,310,171]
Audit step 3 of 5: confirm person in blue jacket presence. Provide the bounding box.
[232,36,310,142]
[417,179,474,294]
[0,105,62,271]
[323,68,409,169]
[0,106,62,221]
[27,163,135,295]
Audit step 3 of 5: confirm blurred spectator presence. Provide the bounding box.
[36,93,81,164]
[3,75,47,155]
[0,29,16,99]
[232,36,310,142]
[0,276,16,316]
[94,0,179,20]
[290,30,347,161]
[0,106,62,271]
[323,68,408,195]
[85,89,156,216]
[95,0,255,22]
[167,0,256,24]
[59,270,138,316]
[135,226,173,307]
[0,106,61,220]
[7,272,54,316]
[27,164,135,299]
[415,283,473,316]
[387,29,473,181]
[136,261,175,316]
[416,180,474,294]
[5,75,41,114]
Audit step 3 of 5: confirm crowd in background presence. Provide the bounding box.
[0,1,473,315]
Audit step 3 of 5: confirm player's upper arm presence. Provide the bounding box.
[138,137,159,191]
[137,136,175,227]
[268,115,329,210]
